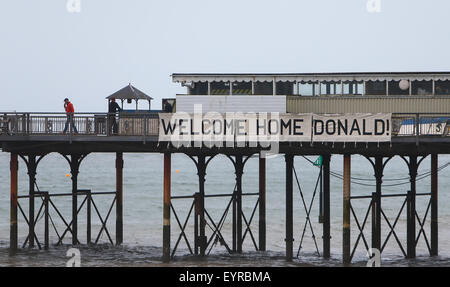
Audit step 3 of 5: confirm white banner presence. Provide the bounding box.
[159,113,391,143]
[159,113,312,144]
[312,113,391,142]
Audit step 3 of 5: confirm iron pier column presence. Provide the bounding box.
[235,155,244,253]
[197,155,207,256]
[87,190,91,244]
[285,154,294,261]
[163,153,171,262]
[69,155,81,246]
[372,156,383,251]
[343,154,351,265]
[27,155,37,248]
[431,154,438,256]
[259,155,266,251]
[322,154,331,259]
[116,152,124,245]
[10,153,18,255]
[407,155,418,259]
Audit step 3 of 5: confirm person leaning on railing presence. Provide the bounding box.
[63,98,78,134]
[108,97,122,134]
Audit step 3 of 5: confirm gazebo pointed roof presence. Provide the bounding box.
[106,83,153,101]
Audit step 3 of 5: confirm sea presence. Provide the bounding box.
[0,152,449,267]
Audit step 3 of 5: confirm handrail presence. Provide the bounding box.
[0,112,448,139]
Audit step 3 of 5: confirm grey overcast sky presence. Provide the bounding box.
[0,0,449,112]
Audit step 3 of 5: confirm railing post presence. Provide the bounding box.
[415,114,420,146]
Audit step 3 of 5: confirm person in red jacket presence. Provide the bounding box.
[63,98,78,134]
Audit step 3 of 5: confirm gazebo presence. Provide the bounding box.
[106,83,153,110]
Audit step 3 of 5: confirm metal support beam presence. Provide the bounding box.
[343,154,351,264]
[259,155,266,251]
[431,154,438,256]
[322,154,331,259]
[116,152,124,245]
[10,153,18,255]
[285,154,294,261]
[163,153,171,262]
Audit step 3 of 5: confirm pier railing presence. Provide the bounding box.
[0,112,448,138]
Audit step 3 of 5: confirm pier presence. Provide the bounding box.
[1,72,449,265]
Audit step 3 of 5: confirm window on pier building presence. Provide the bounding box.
[298,83,315,96]
[211,81,230,95]
[388,80,410,95]
[276,81,294,95]
[342,81,362,95]
[254,81,273,95]
[189,82,208,95]
[232,82,252,95]
[435,80,450,95]
[412,80,432,95]
[365,80,387,95]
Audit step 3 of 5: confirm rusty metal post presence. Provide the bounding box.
[431,154,438,256]
[343,154,351,265]
[27,155,37,248]
[322,154,331,259]
[116,152,124,245]
[259,155,266,251]
[196,155,207,256]
[285,154,294,261]
[163,153,171,262]
[235,155,244,253]
[10,153,18,255]
[407,155,417,259]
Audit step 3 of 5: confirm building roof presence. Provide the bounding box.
[172,72,450,83]
[106,84,153,101]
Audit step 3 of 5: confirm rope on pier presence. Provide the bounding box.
[300,156,449,187]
